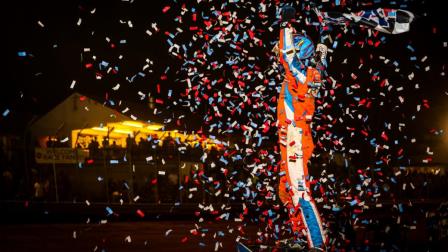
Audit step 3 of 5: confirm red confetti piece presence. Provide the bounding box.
[136,209,145,218]
[162,6,171,13]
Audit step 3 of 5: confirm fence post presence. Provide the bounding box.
[178,150,182,205]
[128,150,134,204]
[103,149,110,203]
[52,149,59,203]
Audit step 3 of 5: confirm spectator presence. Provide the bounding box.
[101,137,111,159]
[109,179,121,203]
[110,140,119,159]
[162,132,173,147]
[111,140,118,149]
[1,169,13,199]
[102,137,109,148]
[46,136,55,148]
[138,137,148,158]
[88,137,100,159]
[162,132,176,156]
[209,146,219,162]
[126,134,136,157]
[33,178,44,201]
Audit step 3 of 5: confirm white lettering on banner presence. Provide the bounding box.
[34,148,89,164]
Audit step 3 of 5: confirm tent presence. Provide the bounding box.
[30,93,155,146]
[30,92,223,150]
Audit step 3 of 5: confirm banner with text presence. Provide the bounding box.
[35,148,89,164]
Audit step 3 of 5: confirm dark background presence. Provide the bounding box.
[1,0,446,134]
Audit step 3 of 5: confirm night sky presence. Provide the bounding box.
[1,1,448,250]
[1,0,448,159]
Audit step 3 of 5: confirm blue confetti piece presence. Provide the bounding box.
[100,61,109,70]
[407,45,415,52]
[219,156,228,165]
[332,41,338,49]
[390,177,397,184]
[257,137,262,147]
[206,46,213,55]
[2,109,10,117]
[332,206,341,212]
[106,207,113,215]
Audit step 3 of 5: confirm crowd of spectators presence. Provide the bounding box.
[3,133,447,204]
[45,136,70,148]
[0,137,24,200]
[81,133,216,163]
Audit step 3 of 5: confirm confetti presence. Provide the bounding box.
[2,109,10,117]
[3,0,446,251]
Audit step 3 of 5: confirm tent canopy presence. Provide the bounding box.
[30,92,159,139]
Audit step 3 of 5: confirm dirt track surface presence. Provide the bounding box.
[1,221,260,252]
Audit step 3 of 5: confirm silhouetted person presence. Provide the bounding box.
[88,137,100,159]
[138,137,147,157]
[1,169,13,199]
[163,132,176,156]
[209,146,219,162]
[33,178,44,201]
[162,132,173,146]
[126,134,136,159]
[101,137,110,159]
[46,136,55,148]
[102,137,109,148]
